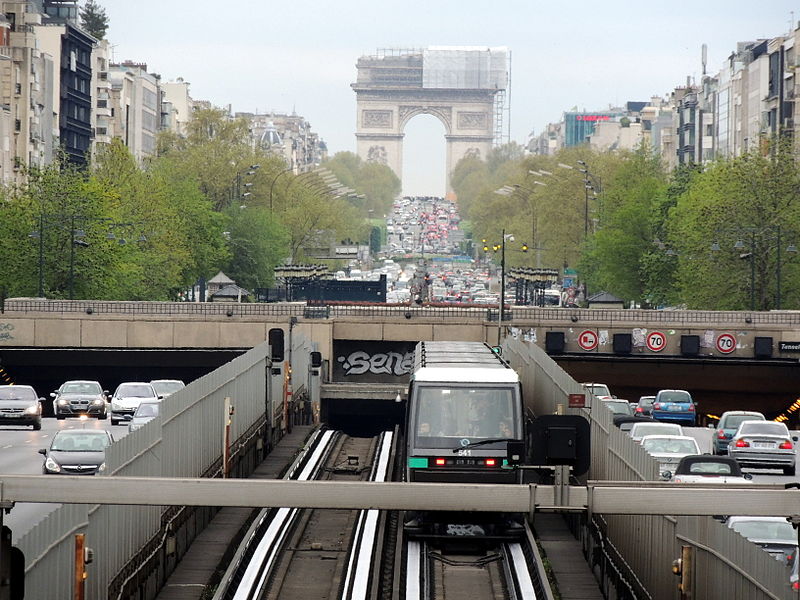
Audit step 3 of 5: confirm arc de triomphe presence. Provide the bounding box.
[352,47,508,194]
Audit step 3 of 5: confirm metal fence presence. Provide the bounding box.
[503,335,795,600]
[5,298,800,326]
[14,338,308,599]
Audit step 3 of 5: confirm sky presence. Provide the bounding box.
[98,0,799,197]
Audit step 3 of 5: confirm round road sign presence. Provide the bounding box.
[578,330,599,351]
[715,333,737,354]
[646,331,667,352]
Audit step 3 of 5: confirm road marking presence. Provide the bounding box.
[2,444,11,449]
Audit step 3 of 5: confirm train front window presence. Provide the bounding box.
[413,385,519,448]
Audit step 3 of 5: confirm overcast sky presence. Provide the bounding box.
[99,0,798,197]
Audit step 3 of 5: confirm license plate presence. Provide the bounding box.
[753,442,775,449]
[668,406,682,411]
[1,413,20,418]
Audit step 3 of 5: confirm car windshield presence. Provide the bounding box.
[51,432,110,452]
[687,462,733,475]
[0,387,35,401]
[657,391,691,403]
[639,397,655,407]
[151,381,184,395]
[633,424,681,437]
[585,384,611,396]
[724,414,764,429]
[603,401,631,414]
[117,385,155,398]
[61,382,101,395]
[643,438,698,454]
[731,520,795,541]
[134,403,160,418]
[739,422,787,436]
[413,385,519,448]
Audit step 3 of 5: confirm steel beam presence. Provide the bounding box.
[0,477,798,516]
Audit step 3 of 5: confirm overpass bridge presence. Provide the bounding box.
[3,329,796,599]
[1,299,800,416]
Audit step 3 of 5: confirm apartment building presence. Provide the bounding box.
[237,111,327,173]
[161,78,192,136]
[90,38,112,157]
[108,61,161,161]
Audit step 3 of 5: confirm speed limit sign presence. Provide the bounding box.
[716,333,737,354]
[577,330,599,351]
[646,331,666,352]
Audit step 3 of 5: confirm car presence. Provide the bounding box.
[51,380,108,420]
[711,411,767,455]
[664,455,753,483]
[651,389,696,425]
[0,385,43,430]
[640,434,701,473]
[126,401,161,433]
[110,382,160,426]
[726,516,797,565]
[582,382,613,400]
[635,395,656,417]
[39,429,114,475]
[149,379,185,398]
[613,415,656,433]
[629,421,684,443]
[601,399,634,416]
[727,420,797,475]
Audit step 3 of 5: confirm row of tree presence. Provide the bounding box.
[452,139,800,311]
[0,108,399,300]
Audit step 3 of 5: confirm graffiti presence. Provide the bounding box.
[337,350,413,377]
[0,323,14,331]
[0,323,14,341]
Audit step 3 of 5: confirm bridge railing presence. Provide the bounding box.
[504,334,794,600]
[6,298,800,326]
[14,340,288,599]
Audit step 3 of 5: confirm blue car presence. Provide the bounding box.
[651,389,696,425]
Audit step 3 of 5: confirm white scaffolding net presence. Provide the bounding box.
[422,46,508,90]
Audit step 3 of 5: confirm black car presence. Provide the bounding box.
[0,385,43,430]
[51,380,109,420]
[635,395,656,417]
[39,429,114,475]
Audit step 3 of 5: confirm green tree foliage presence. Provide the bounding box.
[668,140,800,310]
[80,0,109,40]
[323,152,401,216]
[222,206,288,292]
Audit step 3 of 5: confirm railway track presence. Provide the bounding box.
[214,429,395,600]
[403,527,543,600]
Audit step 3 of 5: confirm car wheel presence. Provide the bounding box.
[111,418,119,426]
[784,465,795,476]
[32,421,41,431]
[99,413,108,420]
[56,414,65,420]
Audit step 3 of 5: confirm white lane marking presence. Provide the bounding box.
[405,541,421,600]
[2,445,11,449]
[507,543,537,599]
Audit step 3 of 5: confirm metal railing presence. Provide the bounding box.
[503,335,795,600]
[5,298,800,326]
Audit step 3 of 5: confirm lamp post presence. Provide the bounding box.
[269,167,293,213]
[577,160,602,238]
[711,226,798,310]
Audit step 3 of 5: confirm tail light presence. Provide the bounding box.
[734,439,750,448]
[434,458,446,466]
[793,580,799,592]
[635,406,643,413]
[653,403,661,409]
[485,459,497,467]
[779,441,793,450]
[688,404,695,412]
[717,429,726,440]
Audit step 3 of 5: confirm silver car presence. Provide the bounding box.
[728,420,796,475]
[126,401,161,433]
[110,382,160,426]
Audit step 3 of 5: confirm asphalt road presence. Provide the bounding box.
[0,415,129,542]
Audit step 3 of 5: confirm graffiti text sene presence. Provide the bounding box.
[337,350,413,377]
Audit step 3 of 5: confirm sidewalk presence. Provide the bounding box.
[155,426,315,600]
[533,513,604,600]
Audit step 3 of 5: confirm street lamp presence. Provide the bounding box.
[268,167,294,213]
[577,160,602,238]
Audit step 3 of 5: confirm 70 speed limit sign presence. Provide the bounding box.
[646,331,667,352]
[716,333,737,354]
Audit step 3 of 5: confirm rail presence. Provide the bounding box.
[4,298,800,326]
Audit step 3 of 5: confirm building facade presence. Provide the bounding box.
[108,61,161,161]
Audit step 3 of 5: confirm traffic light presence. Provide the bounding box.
[522,242,529,252]
[482,238,488,252]
[672,545,693,596]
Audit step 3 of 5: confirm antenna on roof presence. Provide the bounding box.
[701,44,707,76]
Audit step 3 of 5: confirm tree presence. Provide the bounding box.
[80,0,109,40]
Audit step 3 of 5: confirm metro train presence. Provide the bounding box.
[403,341,529,539]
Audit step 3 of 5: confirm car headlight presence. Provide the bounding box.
[45,456,61,473]
[24,405,39,415]
[111,401,121,410]
[57,399,68,406]
[92,399,105,405]
[97,462,106,473]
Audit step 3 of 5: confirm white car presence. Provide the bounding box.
[110,382,160,426]
[727,516,797,564]
[629,422,684,443]
[582,382,613,400]
[640,435,700,472]
[149,379,185,398]
[665,455,753,484]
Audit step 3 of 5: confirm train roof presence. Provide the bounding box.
[412,366,520,384]
[412,341,516,380]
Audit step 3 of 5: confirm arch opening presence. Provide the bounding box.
[402,113,446,198]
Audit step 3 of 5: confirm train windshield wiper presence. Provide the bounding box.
[452,438,521,452]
